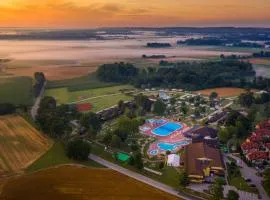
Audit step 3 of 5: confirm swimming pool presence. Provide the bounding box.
[152,122,183,136]
[157,141,189,151]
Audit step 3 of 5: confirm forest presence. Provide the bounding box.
[97,60,270,90]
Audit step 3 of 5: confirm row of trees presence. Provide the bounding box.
[33,72,46,97]
[239,90,270,108]
[96,60,269,90]
[0,103,16,115]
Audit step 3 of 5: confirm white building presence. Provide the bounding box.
[167,154,180,167]
[159,90,171,101]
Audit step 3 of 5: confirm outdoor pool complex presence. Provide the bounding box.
[152,122,183,136]
[158,141,189,151]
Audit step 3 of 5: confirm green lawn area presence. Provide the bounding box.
[27,142,104,172]
[45,85,134,112]
[91,142,180,188]
[46,74,118,91]
[230,177,254,192]
[0,76,33,105]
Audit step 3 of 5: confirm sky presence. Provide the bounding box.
[0,0,270,28]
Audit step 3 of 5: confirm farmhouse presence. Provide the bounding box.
[184,142,225,183]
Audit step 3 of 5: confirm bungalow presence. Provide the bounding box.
[184,142,225,183]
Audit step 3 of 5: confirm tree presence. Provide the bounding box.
[263,168,270,197]
[134,152,144,169]
[239,91,254,107]
[180,104,189,115]
[118,100,125,112]
[209,178,224,200]
[153,99,166,116]
[66,139,91,161]
[80,112,102,135]
[0,103,16,115]
[179,171,189,187]
[110,135,121,148]
[218,128,230,143]
[159,162,164,169]
[227,190,239,200]
[210,92,218,99]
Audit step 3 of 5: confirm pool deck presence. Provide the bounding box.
[140,118,191,155]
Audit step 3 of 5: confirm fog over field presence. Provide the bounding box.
[0,29,269,79]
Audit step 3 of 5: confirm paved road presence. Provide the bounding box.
[228,154,269,200]
[89,154,200,200]
[31,81,46,120]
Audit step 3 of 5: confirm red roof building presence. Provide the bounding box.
[241,119,270,162]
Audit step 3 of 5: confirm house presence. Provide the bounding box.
[184,142,225,183]
[184,126,219,148]
[167,154,180,167]
[241,119,270,164]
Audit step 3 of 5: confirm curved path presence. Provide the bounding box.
[89,154,202,200]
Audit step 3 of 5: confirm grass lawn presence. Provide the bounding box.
[45,85,134,112]
[230,176,258,193]
[46,74,118,91]
[27,142,104,173]
[91,142,180,188]
[27,142,73,172]
[0,76,33,105]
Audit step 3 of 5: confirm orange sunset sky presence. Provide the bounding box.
[0,0,270,28]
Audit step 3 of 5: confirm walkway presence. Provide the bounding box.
[31,81,46,120]
[228,154,269,200]
[89,154,200,200]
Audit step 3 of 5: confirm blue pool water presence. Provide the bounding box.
[149,149,159,155]
[157,141,189,151]
[152,122,182,136]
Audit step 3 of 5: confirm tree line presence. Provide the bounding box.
[96,60,269,90]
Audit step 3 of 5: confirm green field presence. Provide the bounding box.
[46,74,118,91]
[0,76,33,105]
[27,142,103,172]
[45,85,134,112]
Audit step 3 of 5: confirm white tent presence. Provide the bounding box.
[167,154,180,167]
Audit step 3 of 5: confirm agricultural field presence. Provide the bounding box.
[194,87,258,97]
[1,166,179,200]
[0,76,33,105]
[0,115,52,174]
[1,59,99,80]
[45,85,135,112]
[27,142,104,173]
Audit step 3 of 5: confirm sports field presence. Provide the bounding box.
[45,85,134,112]
[1,166,179,200]
[194,87,258,97]
[0,115,52,174]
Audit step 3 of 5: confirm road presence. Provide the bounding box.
[31,81,46,120]
[228,154,269,200]
[89,154,201,200]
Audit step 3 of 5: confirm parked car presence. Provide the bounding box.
[244,178,251,182]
